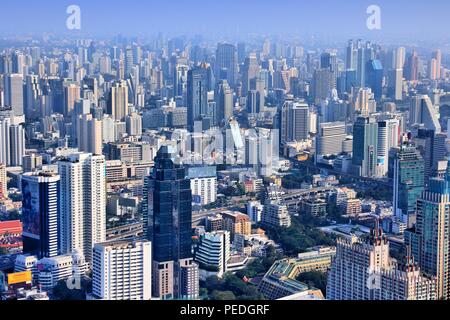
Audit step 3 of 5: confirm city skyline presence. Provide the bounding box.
[0,0,449,42]
[2,0,450,307]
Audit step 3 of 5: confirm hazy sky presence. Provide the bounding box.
[1,0,449,40]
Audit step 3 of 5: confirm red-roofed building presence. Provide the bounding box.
[0,220,23,252]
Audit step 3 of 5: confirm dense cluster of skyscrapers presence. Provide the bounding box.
[0,30,449,302]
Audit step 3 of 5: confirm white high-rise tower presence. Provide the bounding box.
[58,152,106,263]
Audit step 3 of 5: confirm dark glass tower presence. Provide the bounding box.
[143,145,198,300]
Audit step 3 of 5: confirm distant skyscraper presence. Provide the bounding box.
[3,73,24,116]
[24,74,41,118]
[22,171,60,259]
[77,114,103,155]
[395,47,406,70]
[376,119,400,177]
[352,116,378,177]
[125,47,134,78]
[241,53,260,94]
[125,113,142,136]
[0,117,11,166]
[388,68,403,101]
[429,58,438,80]
[216,43,237,87]
[281,100,310,143]
[409,95,441,133]
[320,51,338,88]
[215,79,233,126]
[143,146,199,300]
[405,51,420,81]
[91,240,152,300]
[63,81,80,117]
[187,66,209,130]
[108,80,129,121]
[58,153,106,263]
[346,40,358,71]
[432,50,442,79]
[312,69,332,103]
[9,121,25,167]
[366,60,383,100]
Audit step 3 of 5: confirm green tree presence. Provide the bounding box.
[296,271,328,295]
[210,290,236,300]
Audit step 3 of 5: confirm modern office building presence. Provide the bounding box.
[3,73,24,116]
[187,66,209,130]
[214,79,233,126]
[22,171,60,259]
[390,144,425,227]
[352,116,378,177]
[281,100,310,143]
[388,68,403,101]
[36,251,88,290]
[91,240,152,300]
[194,230,231,279]
[366,59,383,100]
[215,43,237,87]
[143,145,199,300]
[316,122,348,156]
[414,129,447,184]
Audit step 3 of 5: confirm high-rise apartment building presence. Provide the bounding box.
[91,240,152,300]
[77,114,103,155]
[108,80,129,121]
[58,152,106,263]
